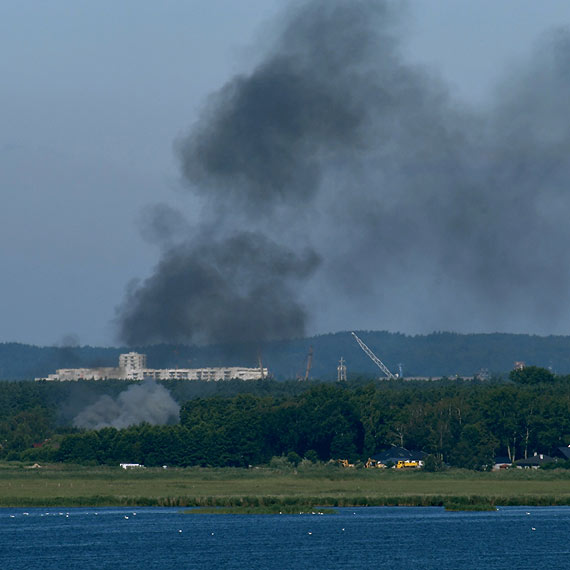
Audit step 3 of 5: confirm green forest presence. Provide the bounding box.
[1,366,569,471]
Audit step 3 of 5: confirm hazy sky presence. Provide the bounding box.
[2,0,570,346]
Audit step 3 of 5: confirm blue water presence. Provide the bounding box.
[1,506,569,569]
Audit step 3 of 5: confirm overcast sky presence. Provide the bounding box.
[2,0,570,347]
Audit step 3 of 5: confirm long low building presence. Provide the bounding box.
[35,352,268,382]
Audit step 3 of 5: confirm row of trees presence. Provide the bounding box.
[7,372,565,469]
[0,376,310,456]
[56,386,364,467]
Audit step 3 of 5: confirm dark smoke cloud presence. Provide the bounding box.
[73,379,180,430]
[177,2,392,214]
[118,231,318,346]
[178,59,365,212]
[319,21,570,333]
[117,0,570,346]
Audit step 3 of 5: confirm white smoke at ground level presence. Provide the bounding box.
[73,379,180,430]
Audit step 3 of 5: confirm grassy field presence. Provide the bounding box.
[0,463,569,508]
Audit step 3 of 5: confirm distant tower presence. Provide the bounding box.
[337,357,347,382]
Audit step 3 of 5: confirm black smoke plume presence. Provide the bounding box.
[118,231,318,346]
[117,0,570,346]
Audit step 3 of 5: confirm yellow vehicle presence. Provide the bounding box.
[396,460,419,469]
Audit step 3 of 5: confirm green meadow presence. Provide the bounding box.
[0,463,569,509]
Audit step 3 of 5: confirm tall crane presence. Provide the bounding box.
[304,346,314,381]
[351,332,396,379]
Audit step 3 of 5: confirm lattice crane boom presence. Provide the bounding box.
[351,332,396,379]
[304,346,314,381]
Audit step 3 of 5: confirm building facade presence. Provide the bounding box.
[36,353,268,382]
[119,352,147,371]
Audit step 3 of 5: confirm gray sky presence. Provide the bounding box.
[2,0,570,346]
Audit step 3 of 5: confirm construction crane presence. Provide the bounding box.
[304,346,314,381]
[351,332,396,379]
[257,348,265,380]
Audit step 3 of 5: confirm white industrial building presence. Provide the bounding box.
[35,352,268,382]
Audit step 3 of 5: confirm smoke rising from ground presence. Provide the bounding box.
[117,0,570,345]
[73,380,180,430]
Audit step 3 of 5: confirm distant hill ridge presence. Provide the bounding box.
[2,331,570,380]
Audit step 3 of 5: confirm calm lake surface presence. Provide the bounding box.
[1,506,569,569]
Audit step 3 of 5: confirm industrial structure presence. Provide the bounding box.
[351,332,396,379]
[297,346,314,381]
[35,352,268,382]
[337,357,347,381]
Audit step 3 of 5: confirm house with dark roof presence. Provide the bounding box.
[514,453,555,469]
[492,456,512,470]
[552,446,570,461]
[366,446,427,469]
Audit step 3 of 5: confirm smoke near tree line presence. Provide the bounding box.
[116,0,570,348]
[73,379,180,430]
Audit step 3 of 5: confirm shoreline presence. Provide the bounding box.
[1,494,569,509]
[1,463,569,508]
[0,463,570,511]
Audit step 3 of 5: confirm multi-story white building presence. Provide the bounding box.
[36,353,268,382]
[119,352,147,371]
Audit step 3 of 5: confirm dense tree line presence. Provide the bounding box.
[55,386,366,467]
[5,331,570,380]
[2,369,569,469]
[0,378,317,459]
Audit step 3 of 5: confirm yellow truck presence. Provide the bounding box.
[396,460,419,469]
